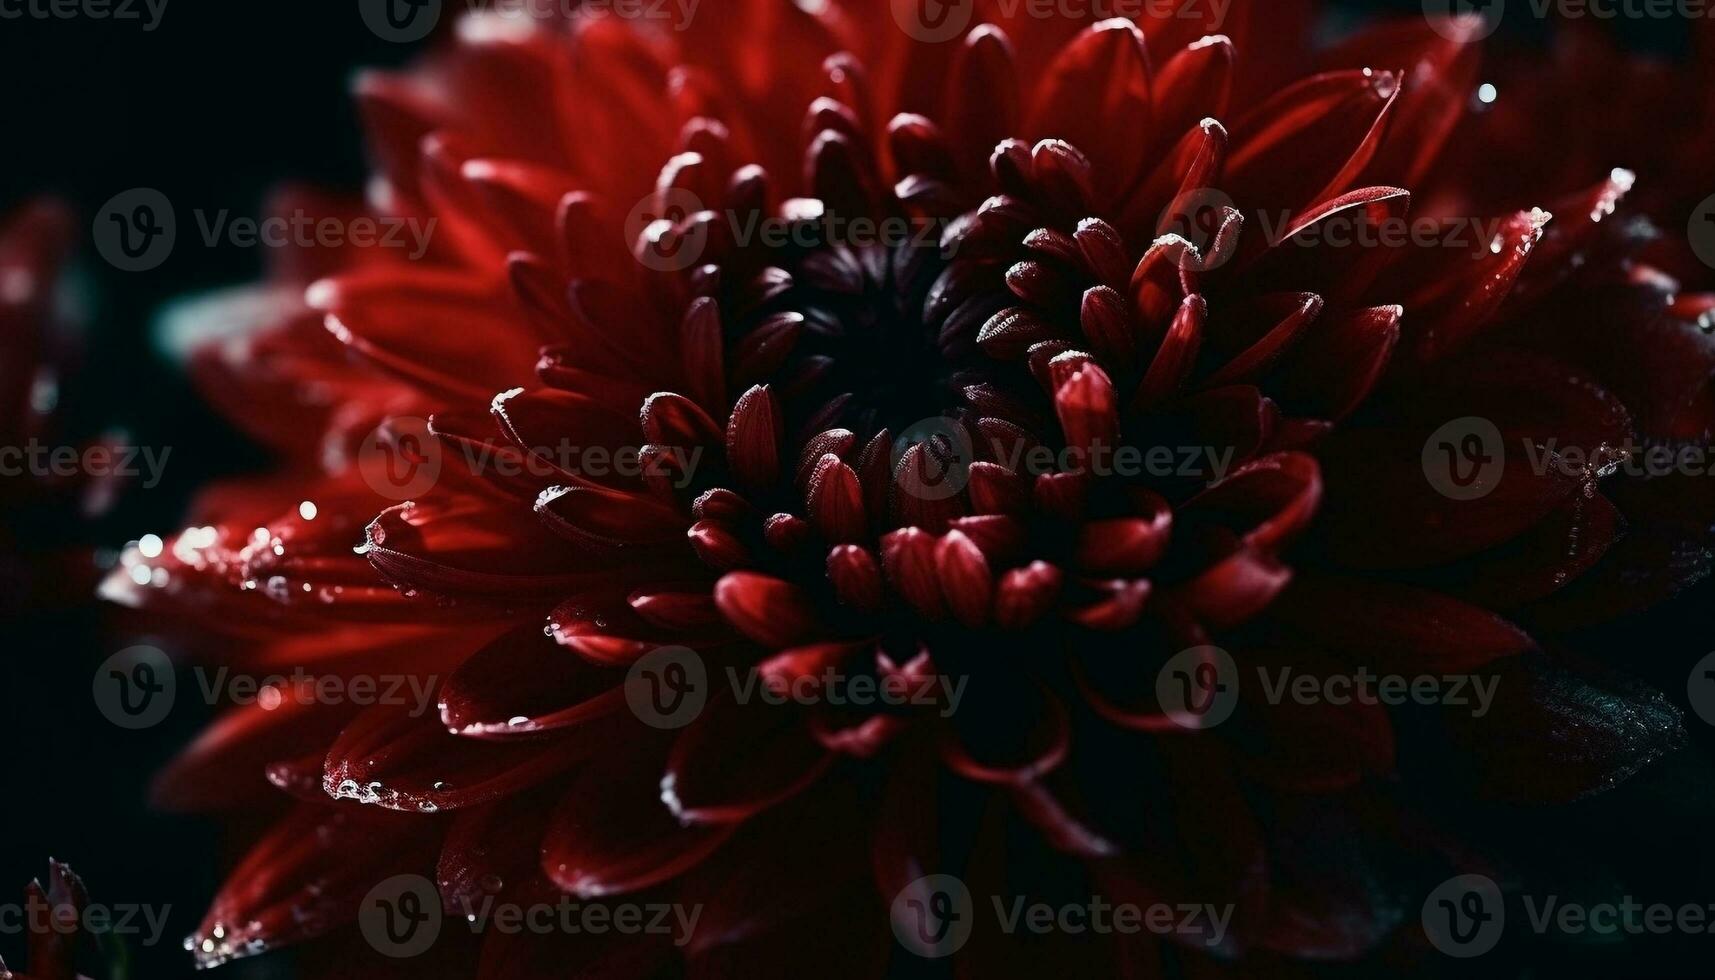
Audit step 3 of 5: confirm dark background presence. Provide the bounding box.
[0,2,1709,978]
[1,6,420,978]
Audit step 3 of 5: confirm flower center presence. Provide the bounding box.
[736,235,973,440]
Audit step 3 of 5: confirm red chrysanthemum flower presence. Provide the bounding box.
[99,3,1715,975]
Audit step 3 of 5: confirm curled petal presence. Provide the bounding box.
[662,690,834,824]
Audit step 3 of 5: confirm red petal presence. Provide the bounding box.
[994,561,1063,629]
[1132,294,1205,410]
[713,572,822,648]
[1025,19,1153,204]
[679,296,728,415]
[364,495,640,600]
[1183,451,1322,553]
[1271,304,1401,420]
[311,269,535,403]
[1171,547,1290,631]
[187,805,440,968]
[944,25,1021,181]
[935,529,993,628]
[1273,575,1534,673]
[805,453,866,543]
[323,703,591,812]
[826,544,883,612]
[1395,208,1552,363]
[1226,69,1401,216]
[938,678,1069,785]
[1054,358,1119,458]
[438,625,626,737]
[662,690,834,824]
[437,789,551,913]
[1076,509,1172,576]
[542,737,735,897]
[1152,35,1234,152]
[725,385,782,489]
[1241,185,1411,304]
